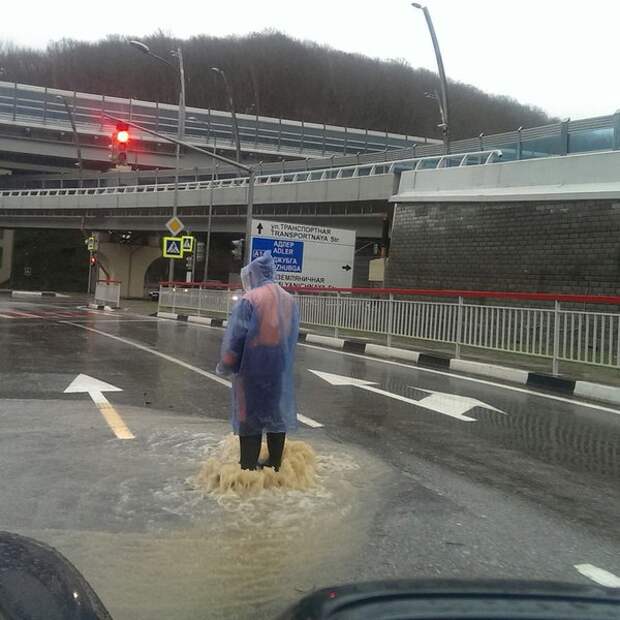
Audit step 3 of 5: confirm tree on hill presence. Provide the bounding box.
[0,31,551,140]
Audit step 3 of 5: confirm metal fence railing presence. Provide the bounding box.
[157,284,620,374]
[0,81,433,158]
[94,279,121,308]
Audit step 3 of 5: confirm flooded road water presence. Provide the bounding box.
[17,419,394,620]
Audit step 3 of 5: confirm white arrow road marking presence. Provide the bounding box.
[62,323,322,429]
[301,342,620,418]
[64,373,134,440]
[575,564,620,587]
[309,370,505,422]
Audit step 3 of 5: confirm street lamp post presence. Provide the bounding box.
[411,3,451,152]
[56,95,83,187]
[130,40,186,281]
[211,67,241,163]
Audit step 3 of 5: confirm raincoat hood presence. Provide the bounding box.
[241,251,276,291]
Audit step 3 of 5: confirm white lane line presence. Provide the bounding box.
[574,564,620,587]
[63,321,230,386]
[297,413,324,428]
[62,322,323,429]
[299,343,620,417]
[0,313,16,319]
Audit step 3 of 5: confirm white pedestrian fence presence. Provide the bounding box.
[159,283,620,373]
[94,279,121,308]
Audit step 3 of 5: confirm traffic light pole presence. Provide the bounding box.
[102,113,255,267]
[170,47,186,283]
[88,251,93,294]
[244,170,255,264]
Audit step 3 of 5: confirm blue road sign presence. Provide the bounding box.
[251,238,304,273]
[163,236,184,259]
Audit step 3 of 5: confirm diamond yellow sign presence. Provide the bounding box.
[165,216,185,236]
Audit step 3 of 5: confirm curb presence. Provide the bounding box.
[156,311,225,327]
[11,290,60,297]
[156,312,620,409]
[88,303,117,312]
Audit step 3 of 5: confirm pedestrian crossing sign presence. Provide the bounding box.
[163,236,184,259]
[181,235,195,253]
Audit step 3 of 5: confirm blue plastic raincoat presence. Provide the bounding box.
[217,252,299,436]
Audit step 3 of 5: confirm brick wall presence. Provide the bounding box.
[385,200,620,294]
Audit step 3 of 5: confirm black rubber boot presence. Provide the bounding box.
[239,434,262,470]
[264,432,286,472]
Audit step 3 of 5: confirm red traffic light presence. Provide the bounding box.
[114,121,130,145]
[90,255,97,266]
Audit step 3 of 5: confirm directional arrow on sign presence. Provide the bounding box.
[64,374,134,439]
[308,370,505,422]
[342,264,352,271]
[257,222,264,234]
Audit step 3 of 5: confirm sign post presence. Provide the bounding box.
[250,219,355,288]
[182,235,195,283]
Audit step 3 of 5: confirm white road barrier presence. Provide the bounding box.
[158,284,620,373]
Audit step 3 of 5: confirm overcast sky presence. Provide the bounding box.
[1,0,617,119]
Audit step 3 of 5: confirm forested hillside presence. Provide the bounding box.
[0,31,550,140]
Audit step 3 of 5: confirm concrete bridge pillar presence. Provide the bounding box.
[0,229,14,286]
[95,233,161,298]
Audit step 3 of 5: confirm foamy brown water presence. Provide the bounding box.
[193,434,319,495]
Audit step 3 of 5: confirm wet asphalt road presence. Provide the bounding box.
[0,295,619,619]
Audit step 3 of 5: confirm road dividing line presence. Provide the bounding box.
[0,313,16,319]
[90,391,135,439]
[298,414,324,428]
[62,322,323,429]
[575,564,620,587]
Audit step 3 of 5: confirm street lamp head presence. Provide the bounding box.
[129,40,151,55]
[210,67,223,76]
[411,2,425,9]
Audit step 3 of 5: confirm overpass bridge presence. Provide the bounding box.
[0,150,504,236]
[0,81,436,173]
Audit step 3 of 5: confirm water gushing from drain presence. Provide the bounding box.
[193,434,318,495]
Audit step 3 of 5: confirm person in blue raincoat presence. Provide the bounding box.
[217,251,299,471]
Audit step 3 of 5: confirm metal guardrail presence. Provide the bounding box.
[0,150,502,200]
[3,103,619,191]
[0,81,433,157]
[94,279,121,308]
[158,284,620,373]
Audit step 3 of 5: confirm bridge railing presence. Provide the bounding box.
[157,282,620,374]
[0,149,503,200]
[0,81,433,157]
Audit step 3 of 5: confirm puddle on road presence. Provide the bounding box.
[34,421,393,620]
[193,434,318,495]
